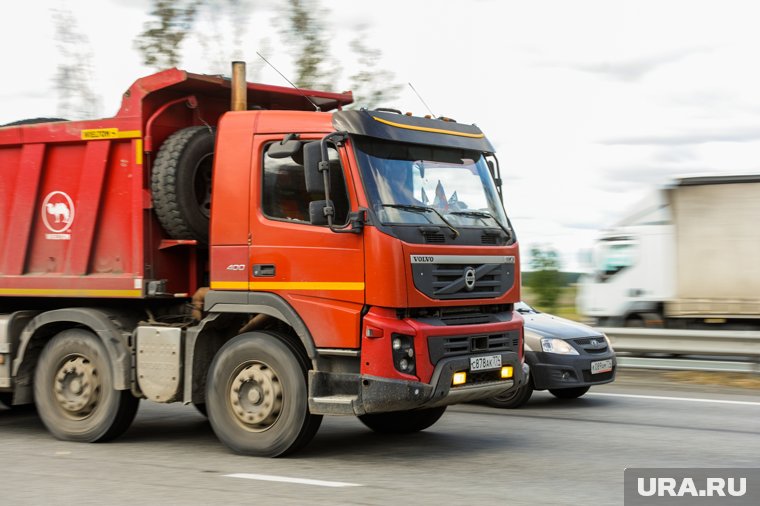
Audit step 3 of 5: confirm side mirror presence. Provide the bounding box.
[268,137,302,159]
[309,200,333,225]
[303,141,325,193]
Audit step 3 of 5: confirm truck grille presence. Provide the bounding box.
[406,305,512,326]
[411,259,515,300]
[428,330,520,363]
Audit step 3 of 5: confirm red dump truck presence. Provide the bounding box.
[0,63,525,456]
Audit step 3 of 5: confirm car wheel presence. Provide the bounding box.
[549,386,590,399]
[484,381,533,409]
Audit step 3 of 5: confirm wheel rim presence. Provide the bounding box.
[193,153,213,219]
[228,361,283,432]
[53,354,101,419]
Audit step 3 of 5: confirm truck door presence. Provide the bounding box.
[248,135,365,349]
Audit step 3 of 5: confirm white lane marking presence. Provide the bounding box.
[588,392,760,407]
[224,473,362,488]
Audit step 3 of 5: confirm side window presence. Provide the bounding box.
[262,142,350,225]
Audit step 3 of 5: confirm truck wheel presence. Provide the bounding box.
[206,332,322,457]
[34,329,139,442]
[152,126,215,244]
[549,386,590,399]
[358,406,447,434]
[484,381,533,409]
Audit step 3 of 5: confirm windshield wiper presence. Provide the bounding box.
[450,210,512,240]
[380,204,460,238]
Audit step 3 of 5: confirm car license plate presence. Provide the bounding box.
[591,359,613,374]
[470,354,502,372]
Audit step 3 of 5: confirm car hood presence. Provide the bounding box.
[521,312,603,340]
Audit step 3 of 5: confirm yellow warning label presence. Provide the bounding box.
[81,129,141,140]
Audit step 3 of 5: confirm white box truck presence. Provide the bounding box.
[577,174,760,329]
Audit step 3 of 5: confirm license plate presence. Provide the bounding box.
[470,354,502,372]
[591,359,613,374]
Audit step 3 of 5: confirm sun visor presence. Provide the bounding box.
[332,110,495,153]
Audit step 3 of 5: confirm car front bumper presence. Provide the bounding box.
[528,350,616,391]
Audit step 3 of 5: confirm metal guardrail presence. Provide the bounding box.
[596,327,760,373]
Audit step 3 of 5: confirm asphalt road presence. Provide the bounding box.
[1,371,758,506]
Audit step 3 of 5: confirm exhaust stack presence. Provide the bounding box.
[231,61,247,111]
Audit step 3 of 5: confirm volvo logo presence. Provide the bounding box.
[464,267,477,291]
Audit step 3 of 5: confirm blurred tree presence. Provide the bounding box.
[135,0,199,69]
[52,8,101,119]
[528,247,563,312]
[348,26,402,109]
[278,0,334,89]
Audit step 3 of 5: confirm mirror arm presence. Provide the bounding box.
[319,131,348,228]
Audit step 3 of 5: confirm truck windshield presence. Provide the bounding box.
[352,137,510,230]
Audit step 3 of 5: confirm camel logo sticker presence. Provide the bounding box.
[42,191,75,240]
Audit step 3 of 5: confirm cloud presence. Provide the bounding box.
[600,126,760,146]
[569,48,707,82]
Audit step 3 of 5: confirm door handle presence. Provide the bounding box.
[253,264,276,277]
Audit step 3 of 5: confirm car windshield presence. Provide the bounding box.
[352,137,510,230]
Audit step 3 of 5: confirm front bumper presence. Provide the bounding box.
[358,351,526,414]
[529,350,616,390]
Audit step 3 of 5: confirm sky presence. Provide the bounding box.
[2,0,760,271]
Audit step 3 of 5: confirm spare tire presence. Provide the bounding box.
[151,126,215,244]
[2,117,68,127]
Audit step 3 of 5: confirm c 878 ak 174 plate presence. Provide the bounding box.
[470,354,502,372]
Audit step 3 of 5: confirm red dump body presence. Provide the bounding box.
[0,69,352,298]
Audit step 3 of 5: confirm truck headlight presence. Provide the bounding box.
[540,338,579,355]
[392,334,416,374]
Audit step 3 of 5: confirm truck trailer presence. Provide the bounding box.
[0,63,526,456]
[577,174,760,329]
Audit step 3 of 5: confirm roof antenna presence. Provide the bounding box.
[408,82,436,118]
[256,51,321,112]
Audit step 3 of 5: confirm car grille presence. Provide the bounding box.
[571,337,609,354]
[428,330,520,363]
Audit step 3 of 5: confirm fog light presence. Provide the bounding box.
[500,366,513,379]
[452,372,467,386]
[391,334,416,375]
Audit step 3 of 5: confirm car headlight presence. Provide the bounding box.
[540,338,579,355]
[603,334,614,352]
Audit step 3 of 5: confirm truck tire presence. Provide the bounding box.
[2,117,68,127]
[34,329,139,442]
[206,331,322,457]
[484,381,533,409]
[151,126,215,244]
[358,406,447,434]
[549,386,590,399]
